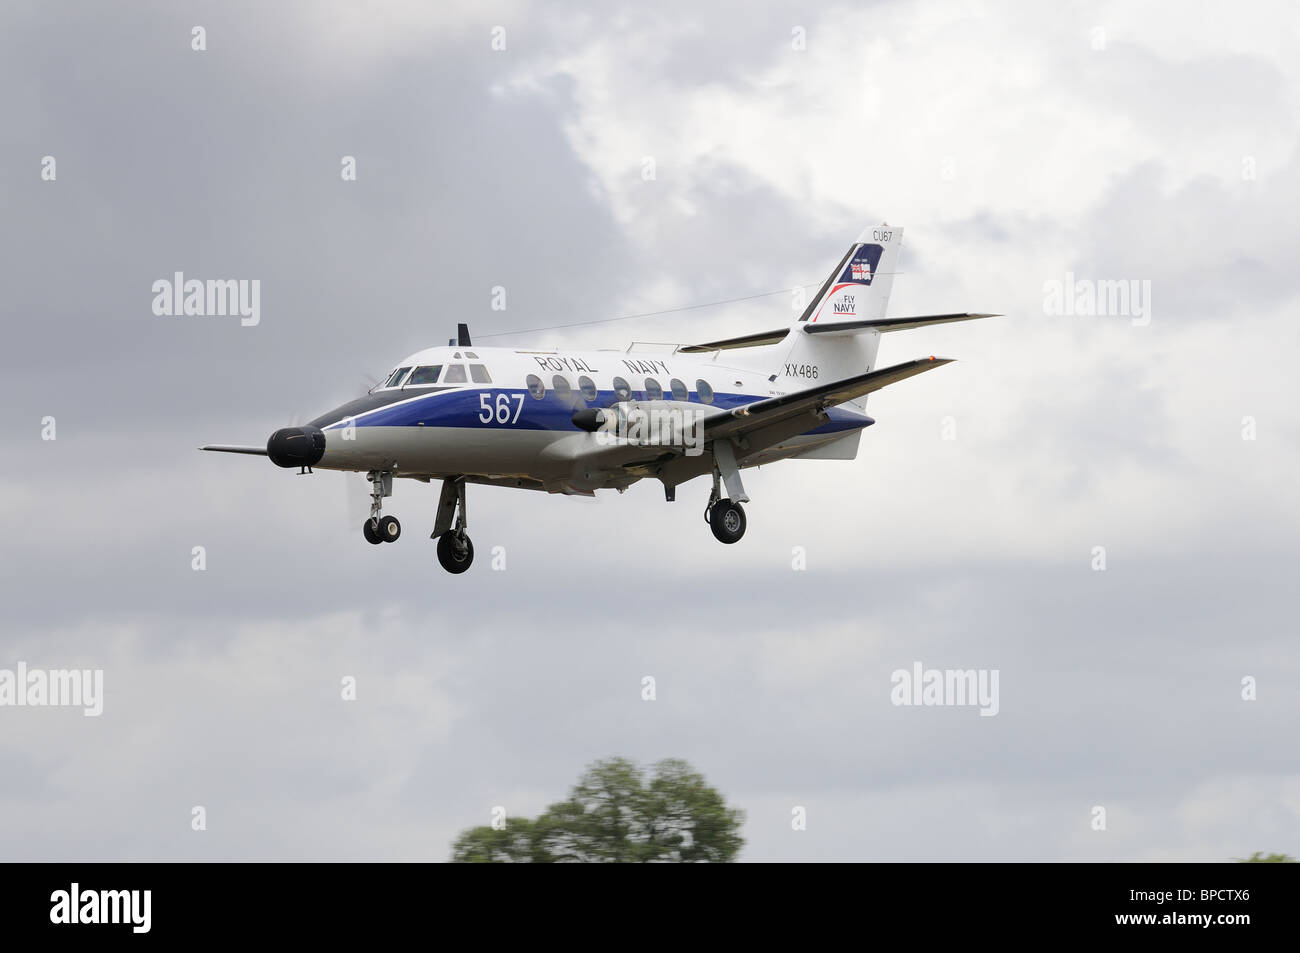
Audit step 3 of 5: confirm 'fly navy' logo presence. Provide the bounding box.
[834,294,856,315]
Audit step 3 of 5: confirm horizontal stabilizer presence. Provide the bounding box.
[680,313,997,352]
[804,312,999,335]
[200,445,268,455]
[679,327,789,353]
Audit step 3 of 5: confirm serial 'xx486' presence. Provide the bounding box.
[203,225,996,574]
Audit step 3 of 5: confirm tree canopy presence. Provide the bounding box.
[451,757,745,863]
[1235,852,1296,863]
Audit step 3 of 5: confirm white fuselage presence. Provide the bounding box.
[303,343,869,494]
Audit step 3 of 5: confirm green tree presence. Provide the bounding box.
[449,817,549,863]
[1235,852,1296,863]
[450,757,745,863]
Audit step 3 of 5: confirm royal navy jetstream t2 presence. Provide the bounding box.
[202,225,996,573]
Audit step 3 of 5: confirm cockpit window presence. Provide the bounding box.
[406,365,442,386]
[465,351,478,359]
[444,364,468,383]
[469,364,492,383]
[385,366,413,388]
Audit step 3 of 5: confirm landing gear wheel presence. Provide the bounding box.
[361,471,395,546]
[709,499,746,544]
[436,532,474,573]
[377,514,401,542]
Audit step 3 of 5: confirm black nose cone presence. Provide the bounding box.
[267,426,326,468]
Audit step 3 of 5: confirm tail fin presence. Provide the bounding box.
[771,225,903,403]
[796,225,902,327]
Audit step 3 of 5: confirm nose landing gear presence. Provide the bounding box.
[366,514,400,543]
[361,471,401,544]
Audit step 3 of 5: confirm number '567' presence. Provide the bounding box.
[478,392,524,424]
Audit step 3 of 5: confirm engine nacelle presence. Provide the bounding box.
[571,401,706,455]
[570,407,613,432]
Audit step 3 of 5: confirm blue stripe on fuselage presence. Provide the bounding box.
[320,388,872,436]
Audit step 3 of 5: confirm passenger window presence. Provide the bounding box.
[579,376,597,402]
[444,364,468,383]
[470,364,492,383]
[406,365,442,385]
[612,376,631,401]
[669,378,688,401]
[385,366,413,388]
[552,375,573,401]
[696,379,714,404]
[526,374,545,399]
[644,378,663,400]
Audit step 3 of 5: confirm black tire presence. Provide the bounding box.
[709,499,746,544]
[436,532,474,573]
[362,518,383,545]
[377,514,401,543]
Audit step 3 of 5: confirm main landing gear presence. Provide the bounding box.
[431,477,474,573]
[707,497,747,544]
[704,439,749,545]
[362,471,401,544]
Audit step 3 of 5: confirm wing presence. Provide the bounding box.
[677,328,789,353]
[704,356,953,441]
[556,356,953,482]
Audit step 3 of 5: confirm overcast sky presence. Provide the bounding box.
[1,0,1297,861]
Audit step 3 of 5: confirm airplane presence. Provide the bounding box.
[202,225,995,573]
